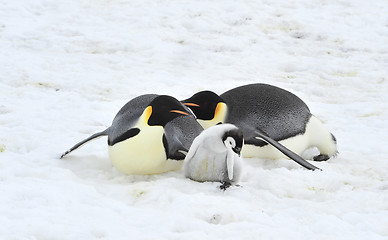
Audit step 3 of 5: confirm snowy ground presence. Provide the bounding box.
[1,0,388,239]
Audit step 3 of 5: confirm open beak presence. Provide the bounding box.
[183,103,200,107]
[170,110,189,115]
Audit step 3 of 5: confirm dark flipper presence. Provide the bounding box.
[60,128,110,159]
[252,129,321,171]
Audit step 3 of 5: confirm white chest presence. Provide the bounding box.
[108,126,182,175]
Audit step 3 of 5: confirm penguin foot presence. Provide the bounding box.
[219,182,232,191]
[313,154,330,162]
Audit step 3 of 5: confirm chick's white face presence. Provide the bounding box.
[224,136,236,149]
[222,128,243,156]
[183,123,244,184]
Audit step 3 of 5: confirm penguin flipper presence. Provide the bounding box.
[60,128,110,159]
[248,128,321,171]
[226,149,235,180]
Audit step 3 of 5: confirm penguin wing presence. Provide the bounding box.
[183,135,203,164]
[226,149,235,180]
[60,128,111,158]
[244,126,321,171]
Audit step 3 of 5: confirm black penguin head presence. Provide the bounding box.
[182,91,225,120]
[222,127,244,155]
[147,95,190,127]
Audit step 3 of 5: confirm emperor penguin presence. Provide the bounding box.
[184,124,244,190]
[182,83,338,170]
[61,94,204,175]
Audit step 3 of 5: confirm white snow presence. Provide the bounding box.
[1,0,388,239]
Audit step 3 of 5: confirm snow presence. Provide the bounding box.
[1,0,388,239]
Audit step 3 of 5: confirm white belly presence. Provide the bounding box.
[108,127,182,175]
[185,152,227,182]
[241,116,335,159]
[242,121,312,159]
[242,134,309,159]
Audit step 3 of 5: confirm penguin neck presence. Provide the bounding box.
[108,106,177,175]
[139,106,153,127]
[198,102,228,129]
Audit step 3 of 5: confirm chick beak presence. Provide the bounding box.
[232,146,242,156]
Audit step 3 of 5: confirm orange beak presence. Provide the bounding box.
[170,110,189,116]
[183,103,200,107]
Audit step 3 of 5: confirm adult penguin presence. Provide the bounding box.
[61,94,204,175]
[182,83,338,170]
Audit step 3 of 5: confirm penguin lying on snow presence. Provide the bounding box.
[61,94,203,175]
[183,83,338,170]
[184,124,244,190]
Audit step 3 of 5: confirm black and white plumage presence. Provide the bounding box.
[182,83,338,171]
[184,124,244,189]
[61,94,203,175]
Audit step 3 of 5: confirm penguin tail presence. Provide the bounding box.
[60,128,110,159]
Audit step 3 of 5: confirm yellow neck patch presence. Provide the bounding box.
[197,102,227,129]
[139,106,153,127]
[108,105,183,175]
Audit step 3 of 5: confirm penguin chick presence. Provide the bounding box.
[184,124,244,190]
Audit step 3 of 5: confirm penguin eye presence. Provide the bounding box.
[227,137,236,148]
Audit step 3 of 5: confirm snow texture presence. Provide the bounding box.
[1,0,388,239]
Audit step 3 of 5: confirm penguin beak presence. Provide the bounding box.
[178,150,188,156]
[183,103,200,107]
[170,110,189,116]
[232,146,241,156]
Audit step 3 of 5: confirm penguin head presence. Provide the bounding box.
[147,95,191,127]
[182,91,224,120]
[182,91,228,129]
[222,126,244,156]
